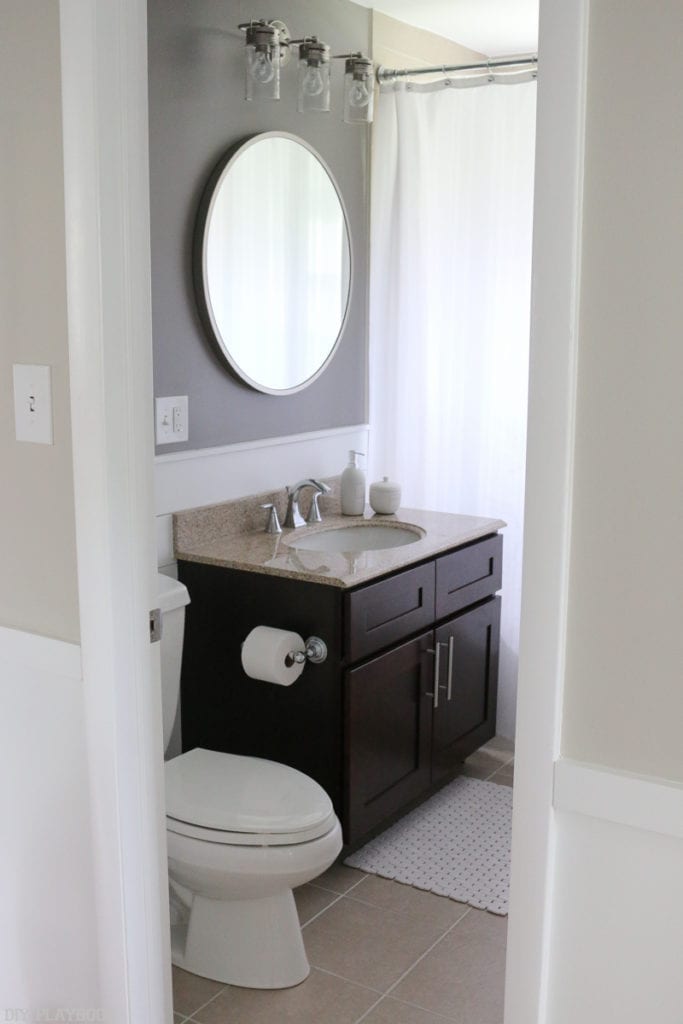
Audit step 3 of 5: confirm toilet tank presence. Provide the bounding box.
[157,573,191,754]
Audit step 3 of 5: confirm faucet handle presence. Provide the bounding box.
[306,492,324,524]
[260,503,282,534]
[306,481,331,524]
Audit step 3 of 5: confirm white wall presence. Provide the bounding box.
[537,2,683,1020]
[371,10,484,77]
[547,810,683,1024]
[0,0,80,644]
[561,0,683,783]
[0,3,101,1014]
[0,633,100,1013]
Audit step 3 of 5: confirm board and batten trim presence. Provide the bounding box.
[0,625,82,680]
[155,424,370,566]
[554,758,683,841]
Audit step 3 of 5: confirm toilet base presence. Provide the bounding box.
[172,888,310,989]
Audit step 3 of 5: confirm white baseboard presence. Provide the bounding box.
[0,624,82,680]
[553,758,683,841]
[154,423,370,566]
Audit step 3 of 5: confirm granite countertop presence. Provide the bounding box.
[173,481,505,590]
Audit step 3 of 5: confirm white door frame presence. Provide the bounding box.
[59,1,172,1021]
[504,1,589,1021]
[58,0,590,1020]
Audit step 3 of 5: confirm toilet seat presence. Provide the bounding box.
[165,748,336,847]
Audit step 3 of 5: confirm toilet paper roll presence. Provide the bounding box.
[241,625,306,686]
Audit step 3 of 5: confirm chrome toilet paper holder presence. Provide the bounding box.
[285,636,327,667]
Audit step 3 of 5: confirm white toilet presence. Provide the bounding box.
[157,573,343,989]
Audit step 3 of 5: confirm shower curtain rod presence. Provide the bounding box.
[376,54,538,83]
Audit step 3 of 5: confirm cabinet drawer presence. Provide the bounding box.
[436,534,502,618]
[345,561,436,662]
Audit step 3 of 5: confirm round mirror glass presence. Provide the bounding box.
[196,133,351,394]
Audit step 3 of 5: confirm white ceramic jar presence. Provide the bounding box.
[369,476,401,515]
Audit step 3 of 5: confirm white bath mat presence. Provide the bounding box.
[344,776,512,915]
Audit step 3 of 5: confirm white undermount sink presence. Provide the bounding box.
[290,523,423,554]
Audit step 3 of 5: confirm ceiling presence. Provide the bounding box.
[354,0,539,57]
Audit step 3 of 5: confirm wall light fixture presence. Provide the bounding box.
[337,53,375,125]
[294,37,331,113]
[239,19,291,102]
[239,19,373,123]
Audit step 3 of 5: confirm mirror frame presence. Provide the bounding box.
[193,131,353,396]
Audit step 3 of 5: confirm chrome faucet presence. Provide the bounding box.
[284,479,331,529]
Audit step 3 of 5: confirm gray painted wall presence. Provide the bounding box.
[148,0,371,452]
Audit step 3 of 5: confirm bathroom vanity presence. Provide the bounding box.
[175,495,504,847]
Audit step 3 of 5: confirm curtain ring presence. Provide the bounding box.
[442,64,453,88]
[487,58,495,83]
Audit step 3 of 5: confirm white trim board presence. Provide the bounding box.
[155,424,370,517]
[60,1,172,1020]
[0,625,82,680]
[154,424,370,567]
[554,759,683,842]
[503,2,589,1022]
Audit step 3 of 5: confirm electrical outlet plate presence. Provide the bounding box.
[156,395,189,445]
[13,364,54,444]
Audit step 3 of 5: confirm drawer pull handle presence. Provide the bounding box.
[425,642,448,709]
[447,635,454,701]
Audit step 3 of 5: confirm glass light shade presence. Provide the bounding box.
[244,24,281,101]
[343,57,374,124]
[297,40,331,113]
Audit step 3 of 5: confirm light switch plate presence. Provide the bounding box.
[156,395,189,445]
[13,364,54,444]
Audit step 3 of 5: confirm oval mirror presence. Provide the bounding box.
[195,132,352,395]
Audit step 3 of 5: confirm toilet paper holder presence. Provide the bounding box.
[285,636,327,667]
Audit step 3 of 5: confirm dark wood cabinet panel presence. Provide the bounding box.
[345,560,435,661]
[431,598,501,781]
[178,561,345,813]
[345,632,433,843]
[435,534,503,619]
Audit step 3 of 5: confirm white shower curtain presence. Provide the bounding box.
[369,78,537,739]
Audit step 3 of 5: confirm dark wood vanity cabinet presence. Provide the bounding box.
[345,594,501,842]
[178,532,502,847]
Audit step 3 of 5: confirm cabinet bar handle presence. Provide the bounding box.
[432,642,441,709]
[426,643,448,709]
[447,635,454,701]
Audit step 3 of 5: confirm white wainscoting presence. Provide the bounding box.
[155,424,370,570]
[554,757,683,841]
[547,758,683,1024]
[0,622,82,679]
[0,626,100,1008]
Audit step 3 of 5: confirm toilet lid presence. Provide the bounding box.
[165,748,335,838]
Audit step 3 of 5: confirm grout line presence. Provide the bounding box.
[344,889,470,919]
[351,910,472,1024]
[309,964,385,994]
[484,755,514,781]
[386,994,463,1021]
[180,982,229,1020]
[309,871,369,896]
[301,890,346,928]
[302,871,369,928]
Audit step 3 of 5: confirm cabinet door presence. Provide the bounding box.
[431,598,501,781]
[345,631,433,844]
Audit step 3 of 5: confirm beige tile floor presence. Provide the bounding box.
[173,737,514,1024]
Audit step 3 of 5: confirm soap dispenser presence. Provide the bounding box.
[341,450,366,515]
